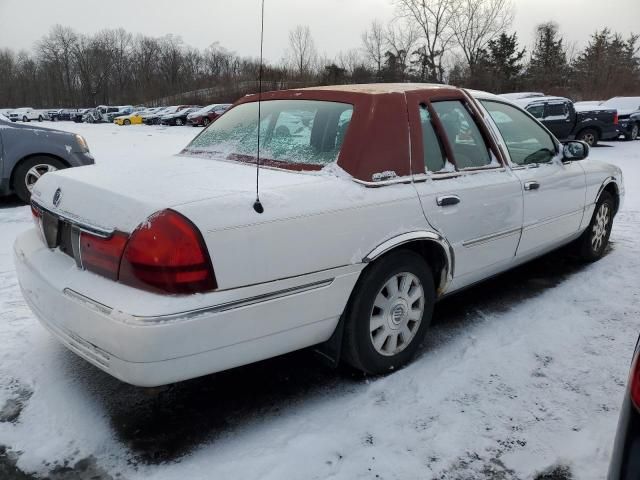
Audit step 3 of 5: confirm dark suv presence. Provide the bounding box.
[601,97,640,141]
[0,115,94,203]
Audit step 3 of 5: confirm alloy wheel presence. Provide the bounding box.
[632,124,639,141]
[369,272,425,356]
[591,202,611,252]
[25,164,57,192]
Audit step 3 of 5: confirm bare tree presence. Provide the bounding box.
[451,0,514,72]
[385,19,419,80]
[361,20,387,76]
[394,0,458,82]
[287,25,317,78]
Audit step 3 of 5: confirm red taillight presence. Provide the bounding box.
[119,210,216,294]
[614,113,619,125]
[80,231,128,280]
[630,351,640,411]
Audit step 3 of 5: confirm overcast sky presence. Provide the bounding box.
[1,0,639,62]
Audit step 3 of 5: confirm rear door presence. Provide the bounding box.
[478,99,586,257]
[406,91,524,290]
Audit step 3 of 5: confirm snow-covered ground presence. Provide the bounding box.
[1,123,639,479]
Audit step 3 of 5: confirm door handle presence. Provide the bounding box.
[524,181,540,191]
[436,195,461,206]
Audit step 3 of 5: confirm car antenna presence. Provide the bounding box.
[253,0,266,214]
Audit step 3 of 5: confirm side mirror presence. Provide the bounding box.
[563,140,589,161]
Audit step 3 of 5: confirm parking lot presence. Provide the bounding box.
[1,123,639,479]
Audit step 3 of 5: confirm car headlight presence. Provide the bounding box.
[75,134,90,153]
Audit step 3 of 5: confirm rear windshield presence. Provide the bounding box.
[182,100,354,167]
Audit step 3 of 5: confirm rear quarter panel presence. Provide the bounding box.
[175,177,429,290]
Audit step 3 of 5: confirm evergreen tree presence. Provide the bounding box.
[572,29,640,99]
[487,32,526,92]
[527,22,568,93]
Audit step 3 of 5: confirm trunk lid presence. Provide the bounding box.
[31,154,327,232]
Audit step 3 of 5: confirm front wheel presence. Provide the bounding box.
[574,191,615,262]
[38,116,43,122]
[13,156,66,203]
[343,250,435,375]
[124,119,131,126]
[22,116,28,122]
[175,118,183,126]
[577,128,599,147]
[202,117,210,127]
[626,124,639,141]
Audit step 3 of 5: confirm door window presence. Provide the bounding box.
[545,102,569,120]
[526,104,544,119]
[431,100,493,169]
[480,100,557,165]
[419,105,447,172]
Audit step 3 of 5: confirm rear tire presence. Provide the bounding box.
[574,191,614,262]
[343,250,435,375]
[176,118,183,126]
[577,128,599,147]
[13,156,66,204]
[38,115,43,122]
[203,117,211,127]
[626,123,639,141]
[124,119,131,125]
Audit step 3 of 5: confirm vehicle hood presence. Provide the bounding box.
[0,120,75,138]
[31,154,333,233]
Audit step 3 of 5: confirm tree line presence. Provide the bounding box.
[0,0,639,108]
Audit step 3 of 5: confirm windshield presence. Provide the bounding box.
[182,100,354,168]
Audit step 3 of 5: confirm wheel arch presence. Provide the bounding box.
[577,125,601,140]
[10,153,70,190]
[596,178,621,215]
[363,231,454,297]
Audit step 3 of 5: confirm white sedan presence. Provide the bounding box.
[14,84,623,386]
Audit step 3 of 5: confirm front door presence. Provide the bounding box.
[542,100,574,141]
[406,92,524,290]
[478,99,586,257]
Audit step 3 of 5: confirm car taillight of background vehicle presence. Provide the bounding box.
[614,113,619,125]
[79,209,216,294]
[118,210,217,294]
[630,350,640,411]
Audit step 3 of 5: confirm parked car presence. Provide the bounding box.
[510,95,619,146]
[47,109,63,121]
[601,97,640,141]
[72,109,91,123]
[160,106,201,126]
[8,108,43,123]
[143,106,185,125]
[608,335,640,479]
[114,108,157,126]
[14,84,623,387]
[0,116,93,203]
[106,106,134,123]
[187,104,232,126]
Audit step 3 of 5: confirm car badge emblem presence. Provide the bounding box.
[52,188,62,207]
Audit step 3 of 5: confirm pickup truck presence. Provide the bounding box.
[509,96,618,146]
[8,108,44,123]
[14,84,623,386]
